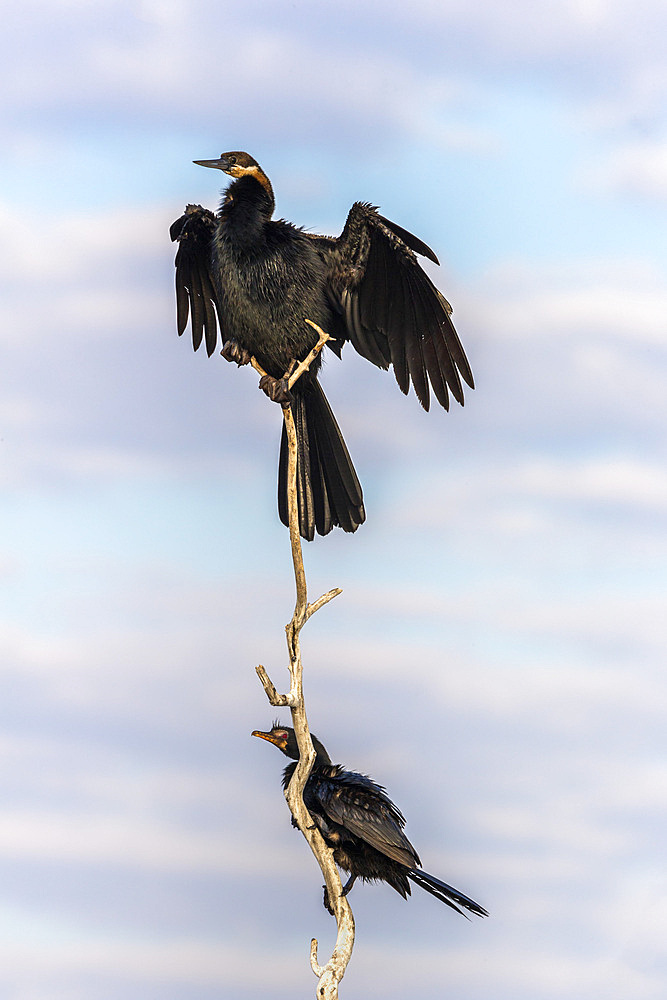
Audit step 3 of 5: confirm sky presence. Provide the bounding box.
[1,0,667,997]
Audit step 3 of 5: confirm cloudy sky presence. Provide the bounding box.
[2,0,667,997]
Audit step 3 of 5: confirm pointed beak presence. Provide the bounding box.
[193,157,228,171]
[252,730,283,748]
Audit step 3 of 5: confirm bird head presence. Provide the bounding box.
[252,724,331,765]
[193,151,273,196]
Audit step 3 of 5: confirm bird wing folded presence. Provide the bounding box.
[316,769,420,869]
[170,205,223,356]
[328,202,474,412]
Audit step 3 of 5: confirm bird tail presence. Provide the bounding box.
[406,868,488,918]
[278,380,365,541]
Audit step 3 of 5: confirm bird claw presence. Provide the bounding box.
[340,874,356,897]
[221,340,252,366]
[322,885,334,916]
[259,374,293,406]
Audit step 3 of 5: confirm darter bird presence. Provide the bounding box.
[171,152,474,540]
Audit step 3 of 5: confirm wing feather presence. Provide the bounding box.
[376,213,440,264]
[170,205,223,357]
[412,277,457,408]
[314,768,419,869]
[328,202,473,409]
[399,264,430,410]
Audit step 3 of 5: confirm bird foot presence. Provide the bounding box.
[259,374,293,406]
[322,885,334,916]
[221,340,252,366]
[340,874,356,897]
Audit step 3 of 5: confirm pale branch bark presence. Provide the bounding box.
[252,321,355,999]
[246,320,330,399]
[287,319,332,391]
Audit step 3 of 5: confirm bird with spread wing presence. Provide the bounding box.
[171,151,474,540]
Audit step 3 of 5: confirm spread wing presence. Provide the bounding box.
[170,204,223,357]
[314,768,420,869]
[326,202,474,411]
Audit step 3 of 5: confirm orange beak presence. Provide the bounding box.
[251,730,286,750]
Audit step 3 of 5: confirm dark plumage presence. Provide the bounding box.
[252,724,487,919]
[171,151,474,540]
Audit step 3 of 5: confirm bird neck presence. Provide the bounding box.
[221,173,275,223]
[280,745,332,789]
[282,762,296,790]
[311,737,332,766]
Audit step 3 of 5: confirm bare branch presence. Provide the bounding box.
[287,321,331,389]
[255,664,294,707]
[246,320,330,400]
[306,587,343,622]
[283,400,308,616]
[254,323,355,998]
[248,355,269,380]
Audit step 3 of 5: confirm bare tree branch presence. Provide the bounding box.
[253,321,355,999]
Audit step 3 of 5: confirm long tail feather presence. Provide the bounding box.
[407,868,488,919]
[278,381,365,541]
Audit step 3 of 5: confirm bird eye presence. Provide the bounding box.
[228,155,237,166]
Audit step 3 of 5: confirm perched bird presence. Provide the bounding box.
[252,724,487,918]
[171,151,474,540]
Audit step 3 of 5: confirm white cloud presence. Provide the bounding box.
[352,940,666,1000]
[380,451,667,582]
[0,201,168,343]
[578,63,667,131]
[0,806,295,876]
[0,930,303,990]
[4,0,666,159]
[508,454,667,508]
[595,138,667,200]
[0,6,666,999]
[467,257,667,344]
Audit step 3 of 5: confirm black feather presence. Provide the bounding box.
[171,154,474,538]
[254,725,488,919]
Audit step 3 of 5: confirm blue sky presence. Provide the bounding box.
[1,1,667,997]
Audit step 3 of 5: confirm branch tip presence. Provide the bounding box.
[255,664,293,707]
[310,937,324,976]
[306,587,343,620]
